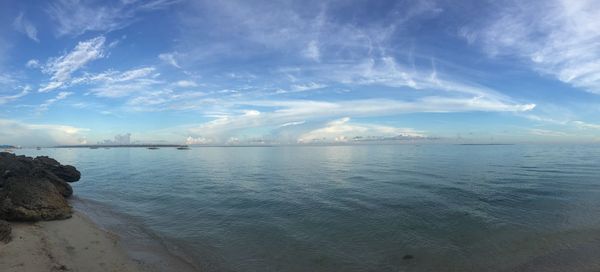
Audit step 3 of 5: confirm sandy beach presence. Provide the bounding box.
[0,212,151,272]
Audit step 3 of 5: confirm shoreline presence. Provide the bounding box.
[0,206,201,272]
[0,212,151,272]
[72,197,201,272]
[0,151,200,272]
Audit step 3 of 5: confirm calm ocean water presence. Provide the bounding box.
[15,144,600,271]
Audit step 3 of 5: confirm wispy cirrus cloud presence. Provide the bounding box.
[529,128,570,137]
[47,0,180,37]
[0,85,30,104]
[73,66,156,85]
[13,13,39,42]
[39,36,106,92]
[158,52,181,68]
[175,95,534,144]
[174,0,438,65]
[38,91,73,113]
[462,0,600,94]
[26,59,40,68]
[573,120,600,130]
[126,90,205,110]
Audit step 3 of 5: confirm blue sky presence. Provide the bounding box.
[1,0,600,146]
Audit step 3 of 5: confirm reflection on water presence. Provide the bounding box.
[16,144,600,271]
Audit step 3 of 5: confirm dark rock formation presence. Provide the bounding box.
[0,177,73,221]
[31,167,73,197]
[0,219,10,243]
[0,152,80,222]
[0,152,80,197]
[33,156,81,183]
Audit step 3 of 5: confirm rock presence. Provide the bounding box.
[31,168,73,198]
[0,219,10,243]
[0,176,72,221]
[0,152,79,221]
[0,152,78,197]
[0,152,35,186]
[33,156,81,182]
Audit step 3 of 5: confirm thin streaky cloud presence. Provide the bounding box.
[39,36,106,92]
[1,0,598,145]
[464,0,600,93]
[13,12,39,42]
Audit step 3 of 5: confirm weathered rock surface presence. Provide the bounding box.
[0,152,79,222]
[0,219,10,243]
[33,156,81,183]
[0,177,72,221]
[0,152,79,197]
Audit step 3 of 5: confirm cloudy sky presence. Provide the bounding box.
[1,0,600,146]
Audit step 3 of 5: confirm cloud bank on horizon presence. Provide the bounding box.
[0,0,599,146]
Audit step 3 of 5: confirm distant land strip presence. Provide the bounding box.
[54,144,188,148]
[456,144,515,146]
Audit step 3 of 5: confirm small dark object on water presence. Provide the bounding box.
[403,254,414,260]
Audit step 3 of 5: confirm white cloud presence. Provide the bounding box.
[186,136,212,145]
[176,0,436,65]
[26,59,40,68]
[464,0,600,93]
[47,0,179,36]
[529,128,569,137]
[288,82,326,93]
[126,89,205,110]
[13,13,39,42]
[115,67,156,81]
[573,120,600,129]
[178,95,533,144]
[302,40,320,61]
[175,80,197,87]
[0,74,15,86]
[280,121,305,127]
[39,91,73,112]
[59,66,161,97]
[0,119,87,146]
[298,117,425,143]
[74,67,156,84]
[88,78,162,98]
[159,52,181,68]
[0,86,30,104]
[277,55,533,112]
[40,36,106,92]
[39,81,65,93]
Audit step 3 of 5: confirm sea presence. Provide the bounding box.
[15,144,600,272]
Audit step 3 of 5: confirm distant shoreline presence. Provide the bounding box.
[54,144,188,148]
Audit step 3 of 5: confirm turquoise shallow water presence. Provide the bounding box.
[15,144,600,271]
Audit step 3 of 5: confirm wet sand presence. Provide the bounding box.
[0,212,152,272]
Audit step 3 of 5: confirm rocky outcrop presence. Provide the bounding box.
[0,152,80,222]
[33,156,81,183]
[0,219,10,243]
[0,152,80,197]
[0,177,72,221]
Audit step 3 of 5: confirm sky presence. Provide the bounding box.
[1,0,600,146]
